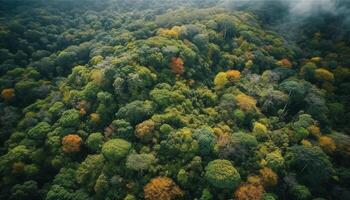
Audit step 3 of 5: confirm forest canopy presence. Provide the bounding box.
[0,0,350,199]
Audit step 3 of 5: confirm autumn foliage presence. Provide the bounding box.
[234,183,264,200]
[226,70,241,82]
[170,57,184,76]
[277,58,292,68]
[235,93,257,111]
[135,119,156,142]
[214,72,228,88]
[259,167,278,188]
[12,162,25,174]
[318,136,336,154]
[144,177,183,200]
[62,134,83,153]
[1,88,15,102]
[158,26,181,38]
[315,68,334,82]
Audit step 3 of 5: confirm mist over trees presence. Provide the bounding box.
[0,0,350,199]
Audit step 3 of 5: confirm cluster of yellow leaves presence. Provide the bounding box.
[310,57,321,63]
[306,124,337,154]
[90,69,103,84]
[307,125,321,138]
[253,122,268,135]
[90,113,100,123]
[236,93,257,111]
[315,68,334,82]
[319,136,336,154]
[301,139,312,147]
[158,26,181,38]
[214,70,241,88]
[245,60,253,68]
[214,72,228,89]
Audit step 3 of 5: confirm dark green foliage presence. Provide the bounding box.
[58,109,80,128]
[286,146,334,187]
[11,180,39,200]
[111,119,134,139]
[76,154,105,191]
[125,153,156,171]
[193,128,217,156]
[86,132,104,152]
[27,122,51,140]
[0,1,349,200]
[115,100,154,125]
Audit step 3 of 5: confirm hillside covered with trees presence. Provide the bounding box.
[0,0,350,199]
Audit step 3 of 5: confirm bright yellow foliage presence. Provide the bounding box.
[247,175,262,185]
[310,57,321,62]
[90,55,104,65]
[301,139,313,147]
[315,68,334,82]
[214,72,228,89]
[90,69,103,84]
[158,26,181,38]
[236,93,257,111]
[319,136,336,154]
[307,125,321,138]
[90,113,100,123]
[144,177,183,200]
[253,122,267,135]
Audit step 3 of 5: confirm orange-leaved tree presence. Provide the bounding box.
[226,70,241,82]
[234,183,264,200]
[170,57,184,76]
[144,176,183,200]
[62,134,83,153]
[1,88,15,102]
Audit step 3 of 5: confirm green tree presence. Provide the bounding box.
[86,132,104,152]
[286,146,334,187]
[126,153,156,171]
[58,109,80,128]
[115,100,154,124]
[205,159,241,189]
[102,139,131,162]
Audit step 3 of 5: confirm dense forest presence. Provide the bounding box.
[0,0,350,199]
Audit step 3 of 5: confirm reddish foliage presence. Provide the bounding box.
[170,57,184,76]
